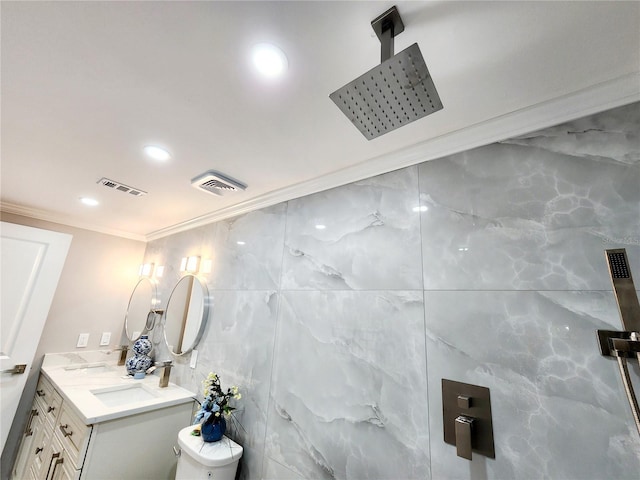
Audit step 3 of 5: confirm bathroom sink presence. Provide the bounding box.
[64,362,112,374]
[90,384,158,407]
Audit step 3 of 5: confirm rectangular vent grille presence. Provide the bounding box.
[97,177,147,196]
[191,171,246,196]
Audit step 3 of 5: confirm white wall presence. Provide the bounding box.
[0,212,146,478]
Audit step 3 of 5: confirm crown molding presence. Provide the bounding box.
[0,202,147,242]
[146,72,640,242]
[4,73,638,243]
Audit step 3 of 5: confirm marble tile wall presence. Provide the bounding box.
[143,102,640,479]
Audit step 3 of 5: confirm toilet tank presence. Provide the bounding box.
[175,426,243,480]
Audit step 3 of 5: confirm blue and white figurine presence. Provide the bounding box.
[126,335,153,376]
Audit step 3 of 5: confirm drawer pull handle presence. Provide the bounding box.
[25,409,38,436]
[36,389,46,397]
[47,406,55,413]
[45,452,60,480]
[59,424,73,437]
[49,457,63,479]
[35,447,43,455]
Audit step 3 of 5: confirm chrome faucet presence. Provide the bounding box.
[156,361,173,388]
[115,345,129,366]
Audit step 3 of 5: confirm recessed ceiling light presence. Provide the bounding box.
[315,224,326,230]
[251,43,288,78]
[80,197,99,206]
[412,206,428,212]
[143,145,171,161]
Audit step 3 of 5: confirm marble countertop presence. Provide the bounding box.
[41,350,196,425]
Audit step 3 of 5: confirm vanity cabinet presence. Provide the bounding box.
[12,372,193,480]
[12,375,83,480]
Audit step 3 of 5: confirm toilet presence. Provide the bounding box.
[175,425,243,480]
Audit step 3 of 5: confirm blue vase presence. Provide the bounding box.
[201,417,226,442]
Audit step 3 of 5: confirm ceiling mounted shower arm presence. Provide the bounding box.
[371,6,405,63]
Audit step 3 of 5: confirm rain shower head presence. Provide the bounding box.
[329,6,443,140]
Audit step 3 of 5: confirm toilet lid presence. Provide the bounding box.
[177,425,244,467]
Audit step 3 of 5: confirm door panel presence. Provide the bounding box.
[1,222,71,451]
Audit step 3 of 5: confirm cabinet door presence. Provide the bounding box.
[29,415,53,480]
[12,405,44,479]
[42,435,78,480]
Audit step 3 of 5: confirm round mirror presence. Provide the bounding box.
[125,278,156,341]
[164,274,209,356]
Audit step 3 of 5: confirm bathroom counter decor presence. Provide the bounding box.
[194,372,241,442]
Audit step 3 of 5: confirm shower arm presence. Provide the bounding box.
[371,6,405,63]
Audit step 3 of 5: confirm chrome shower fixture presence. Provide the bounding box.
[329,5,443,140]
[596,248,640,436]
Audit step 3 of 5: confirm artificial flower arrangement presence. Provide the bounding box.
[193,373,241,432]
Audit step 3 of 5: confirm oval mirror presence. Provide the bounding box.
[164,274,209,356]
[125,278,156,341]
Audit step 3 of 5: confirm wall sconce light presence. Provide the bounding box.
[180,256,201,273]
[139,263,154,277]
[155,265,165,278]
[201,259,212,274]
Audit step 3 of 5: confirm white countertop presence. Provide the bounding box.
[42,350,196,425]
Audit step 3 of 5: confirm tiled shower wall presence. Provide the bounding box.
[144,102,640,479]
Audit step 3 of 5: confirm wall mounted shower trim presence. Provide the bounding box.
[596,248,640,436]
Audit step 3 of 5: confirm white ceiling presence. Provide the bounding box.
[2,1,639,241]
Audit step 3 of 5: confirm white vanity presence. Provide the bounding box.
[12,351,195,480]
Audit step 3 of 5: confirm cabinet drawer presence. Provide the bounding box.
[55,405,91,469]
[35,376,62,428]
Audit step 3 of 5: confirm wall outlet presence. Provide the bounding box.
[77,333,89,348]
[100,332,111,346]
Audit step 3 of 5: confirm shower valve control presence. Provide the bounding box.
[442,379,495,461]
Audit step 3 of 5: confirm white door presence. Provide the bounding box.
[0,222,71,452]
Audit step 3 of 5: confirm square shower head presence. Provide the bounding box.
[329,43,443,140]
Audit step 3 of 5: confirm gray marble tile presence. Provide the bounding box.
[265,290,430,480]
[282,167,423,290]
[199,204,287,290]
[172,290,279,453]
[262,457,305,480]
[503,102,640,166]
[236,444,264,480]
[418,137,640,290]
[425,290,640,480]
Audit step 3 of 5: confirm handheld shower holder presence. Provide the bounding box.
[597,248,640,436]
[597,330,640,359]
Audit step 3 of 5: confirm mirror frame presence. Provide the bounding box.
[124,277,157,341]
[163,274,210,356]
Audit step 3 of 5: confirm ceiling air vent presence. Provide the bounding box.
[191,170,247,196]
[97,177,147,196]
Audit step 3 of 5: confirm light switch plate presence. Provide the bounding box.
[190,349,198,369]
[77,333,89,348]
[100,332,111,346]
